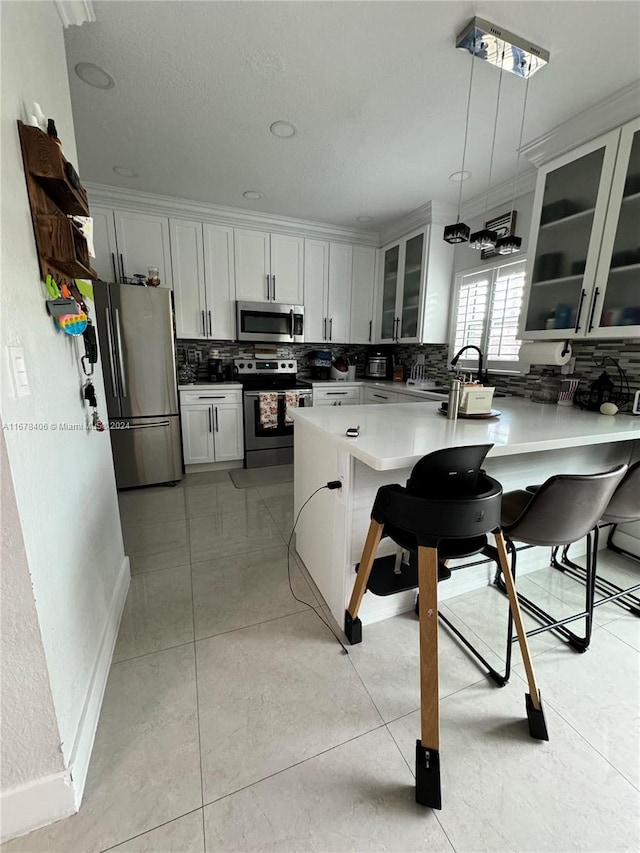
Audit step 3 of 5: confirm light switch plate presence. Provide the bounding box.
[7,346,30,397]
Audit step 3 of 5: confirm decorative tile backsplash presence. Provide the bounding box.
[177,337,640,410]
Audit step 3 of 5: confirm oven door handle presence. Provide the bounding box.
[244,391,312,398]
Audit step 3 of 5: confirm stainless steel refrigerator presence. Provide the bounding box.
[94,282,182,489]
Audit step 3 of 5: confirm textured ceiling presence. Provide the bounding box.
[64,1,640,229]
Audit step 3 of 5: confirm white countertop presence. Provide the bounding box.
[291,397,640,471]
[178,382,243,391]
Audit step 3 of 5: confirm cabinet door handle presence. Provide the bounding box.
[214,407,219,432]
[369,320,372,342]
[272,274,276,301]
[323,318,327,340]
[119,253,126,284]
[574,289,587,333]
[201,310,206,335]
[111,253,118,283]
[208,408,212,433]
[326,392,347,396]
[266,274,270,300]
[329,318,333,341]
[587,287,600,333]
[373,393,388,400]
[198,395,226,399]
[208,310,212,336]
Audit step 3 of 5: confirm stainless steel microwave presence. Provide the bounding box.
[236,301,304,343]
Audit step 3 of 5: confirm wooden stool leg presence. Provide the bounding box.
[415,545,442,808]
[494,532,549,741]
[344,520,383,644]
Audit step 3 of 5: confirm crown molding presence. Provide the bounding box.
[521,80,640,167]
[55,1,96,28]
[85,183,381,246]
[459,168,537,219]
[379,200,457,245]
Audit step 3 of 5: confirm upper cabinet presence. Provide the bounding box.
[171,219,235,340]
[349,246,377,344]
[376,226,452,344]
[91,207,172,288]
[234,229,303,304]
[304,241,376,344]
[521,116,640,340]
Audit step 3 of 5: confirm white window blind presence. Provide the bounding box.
[450,259,527,373]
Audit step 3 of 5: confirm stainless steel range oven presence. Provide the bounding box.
[236,358,312,468]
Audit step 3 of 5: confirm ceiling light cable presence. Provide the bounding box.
[455,33,477,224]
[507,60,531,219]
[483,43,507,225]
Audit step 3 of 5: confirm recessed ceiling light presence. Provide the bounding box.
[113,166,138,178]
[243,190,264,200]
[449,170,471,182]
[270,121,296,139]
[75,62,115,89]
[356,216,373,223]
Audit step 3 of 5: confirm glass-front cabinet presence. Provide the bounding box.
[377,228,427,343]
[590,118,640,337]
[521,117,640,340]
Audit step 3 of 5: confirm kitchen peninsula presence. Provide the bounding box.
[291,399,640,626]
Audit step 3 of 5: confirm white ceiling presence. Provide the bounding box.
[64,1,640,230]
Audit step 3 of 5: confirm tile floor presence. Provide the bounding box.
[5,471,640,853]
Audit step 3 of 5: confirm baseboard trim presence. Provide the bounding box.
[0,771,75,843]
[67,555,130,804]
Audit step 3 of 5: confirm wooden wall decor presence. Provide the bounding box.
[17,120,97,286]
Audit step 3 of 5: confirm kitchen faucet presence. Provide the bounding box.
[450,345,488,384]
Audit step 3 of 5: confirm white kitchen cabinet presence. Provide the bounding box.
[235,229,303,304]
[376,226,451,344]
[181,404,215,464]
[304,240,353,344]
[90,205,119,281]
[172,220,235,340]
[313,385,361,406]
[364,387,399,404]
[113,211,173,288]
[180,388,243,465]
[521,116,640,341]
[171,219,206,338]
[350,246,377,344]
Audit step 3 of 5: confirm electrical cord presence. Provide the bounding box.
[286,481,350,654]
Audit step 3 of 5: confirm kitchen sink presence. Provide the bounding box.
[415,387,506,398]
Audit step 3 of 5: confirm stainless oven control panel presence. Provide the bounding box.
[234,358,297,376]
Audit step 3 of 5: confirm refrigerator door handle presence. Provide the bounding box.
[114,308,127,398]
[104,308,118,396]
[126,421,172,430]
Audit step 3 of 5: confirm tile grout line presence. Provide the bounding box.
[189,557,207,817]
[99,807,203,853]
[199,723,388,812]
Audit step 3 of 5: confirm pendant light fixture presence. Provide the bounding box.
[495,58,531,255]
[468,44,506,251]
[444,18,549,249]
[443,33,477,245]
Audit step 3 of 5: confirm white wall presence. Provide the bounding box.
[1,1,128,838]
[453,191,535,273]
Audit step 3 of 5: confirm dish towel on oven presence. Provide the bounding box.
[258,392,278,429]
[285,391,299,425]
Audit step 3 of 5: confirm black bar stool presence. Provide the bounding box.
[553,460,640,618]
[494,464,628,653]
[343,445,548,810]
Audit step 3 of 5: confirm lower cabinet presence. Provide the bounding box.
[180,389,243,465]
[364,387,399,404]
[313,386,362,406]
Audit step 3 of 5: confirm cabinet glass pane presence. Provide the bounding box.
[400,233,424,338]
[526,147,605,332]
[381,245,399,339]
[597,129,640,329]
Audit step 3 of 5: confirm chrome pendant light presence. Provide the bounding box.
[446,18,549,251]
[469,44,506,251]
[495,59,531,255]
[443,33,477,245]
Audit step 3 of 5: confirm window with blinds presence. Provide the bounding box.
[450,259,528,372]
